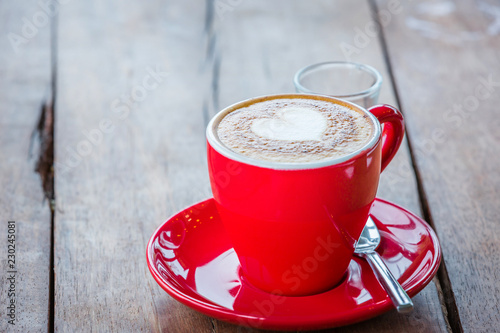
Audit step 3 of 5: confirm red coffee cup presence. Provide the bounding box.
[206,94,404,296]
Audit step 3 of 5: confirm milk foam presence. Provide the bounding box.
[216,98,374,163]
[251,107,327,141]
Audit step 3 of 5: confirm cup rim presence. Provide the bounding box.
[293,61,383,99]
[206,93,382,170]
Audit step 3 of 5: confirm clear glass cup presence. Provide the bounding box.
[293,61,383,108]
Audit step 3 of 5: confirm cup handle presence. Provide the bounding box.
[368,104,405,172]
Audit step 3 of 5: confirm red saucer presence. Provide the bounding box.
[146,198,441,331]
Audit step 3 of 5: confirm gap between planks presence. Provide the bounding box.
[33,6,58,333]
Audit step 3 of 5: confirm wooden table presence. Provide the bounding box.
[1,0,499,332]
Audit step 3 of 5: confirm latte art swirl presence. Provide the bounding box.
[216,98,374,163]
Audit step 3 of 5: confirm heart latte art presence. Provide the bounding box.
[251,107,327,141]
[216,97,374,163]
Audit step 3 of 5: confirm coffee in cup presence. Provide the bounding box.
[216,97,374,163]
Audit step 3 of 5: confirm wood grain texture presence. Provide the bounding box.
[375,0,500,332]
[55,0,214,331]
[208,1,448,332]
[0,1,52,332]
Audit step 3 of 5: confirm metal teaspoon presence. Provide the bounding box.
[354,217,414,313]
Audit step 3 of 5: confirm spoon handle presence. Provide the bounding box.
[364,252,414,313]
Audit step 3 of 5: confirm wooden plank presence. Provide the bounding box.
[54,0,214,331]
[0,1,52,332]
[209,1,448,332]
[375,0,500,331]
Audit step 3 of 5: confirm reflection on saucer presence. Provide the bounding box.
[346,261,373,305]
[194,249,241,310]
